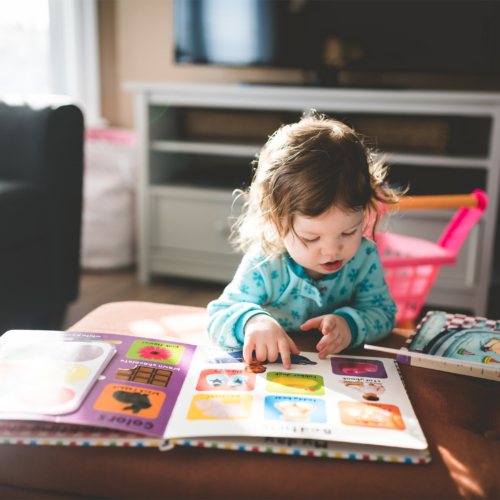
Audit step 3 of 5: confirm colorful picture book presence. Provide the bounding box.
[0,329,430,463]
[366,311,500,381]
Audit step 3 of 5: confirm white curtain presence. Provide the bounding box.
[49,0,104,126]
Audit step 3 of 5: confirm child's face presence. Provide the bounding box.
[283,206,364,281]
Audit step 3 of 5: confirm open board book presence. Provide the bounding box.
[366,311,500,381]
[0,330,430,463]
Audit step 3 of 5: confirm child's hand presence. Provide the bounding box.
[243,314,300,370]
[301,314,352,359]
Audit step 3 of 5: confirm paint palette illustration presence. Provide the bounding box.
[0,340,116,416]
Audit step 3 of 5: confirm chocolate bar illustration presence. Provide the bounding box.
[114,366,172,387]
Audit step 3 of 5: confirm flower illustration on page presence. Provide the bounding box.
[195,398,248,418]
[138,345,173,361]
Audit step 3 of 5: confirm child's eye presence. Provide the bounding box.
[342,230,357,237]
[303,237,319,243]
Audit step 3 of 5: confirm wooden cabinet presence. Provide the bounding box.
[149,186,243,282]
[126,82,500,316]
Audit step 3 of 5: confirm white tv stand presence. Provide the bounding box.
[125,82,500,316]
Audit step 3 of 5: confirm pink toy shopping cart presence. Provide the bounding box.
[376,189,488,328]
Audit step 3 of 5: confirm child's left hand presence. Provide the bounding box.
[300,314,352,359]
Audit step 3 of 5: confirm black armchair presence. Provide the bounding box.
[0,97,84,334]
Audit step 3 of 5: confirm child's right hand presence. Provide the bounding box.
[243,314,300,370]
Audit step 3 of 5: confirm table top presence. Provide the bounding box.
[0,301,498,500]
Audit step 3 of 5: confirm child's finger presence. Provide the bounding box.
[317,330,339,352]
[243,341,255,365]
[267,342,279,363]
[321,316,337,336]
[318,336,344,358]
[318,345,332,359]
[300,316,324,331]
[319,343,341,358]
[278,338,292,370]
[255,344,268,362]
[328,339,345,354]
[318,337,338,359]
[286,334,301,355]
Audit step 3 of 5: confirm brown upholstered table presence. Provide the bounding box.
[0,301,498,499]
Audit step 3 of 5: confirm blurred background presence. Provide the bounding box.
[0,0,499,334]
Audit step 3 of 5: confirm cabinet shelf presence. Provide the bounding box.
[151,140,490,169]
[151,140,261,157]
[376,153,489,169]
[149,184,235,200]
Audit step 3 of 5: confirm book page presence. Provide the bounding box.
[0,330,196,437]
[164,346,428,450]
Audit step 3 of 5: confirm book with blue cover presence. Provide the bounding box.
[366,311,500,381]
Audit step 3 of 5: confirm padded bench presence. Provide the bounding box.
[0,301,498,499]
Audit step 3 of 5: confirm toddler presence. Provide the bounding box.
[208,113,399,369]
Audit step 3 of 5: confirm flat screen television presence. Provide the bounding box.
[174,0,500,84]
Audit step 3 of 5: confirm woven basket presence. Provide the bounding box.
[352,117,450,154]
[183,109,284,142]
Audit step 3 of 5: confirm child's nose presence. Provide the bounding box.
[321,241,342,255]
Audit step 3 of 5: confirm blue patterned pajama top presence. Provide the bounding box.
[207,237,397,349]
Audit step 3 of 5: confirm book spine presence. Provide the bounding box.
[0,437,163,447]
[398,354,500,381]
[169,439,431,464]
[396,354,412,365]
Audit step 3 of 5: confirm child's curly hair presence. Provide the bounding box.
[232,112,401,258]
